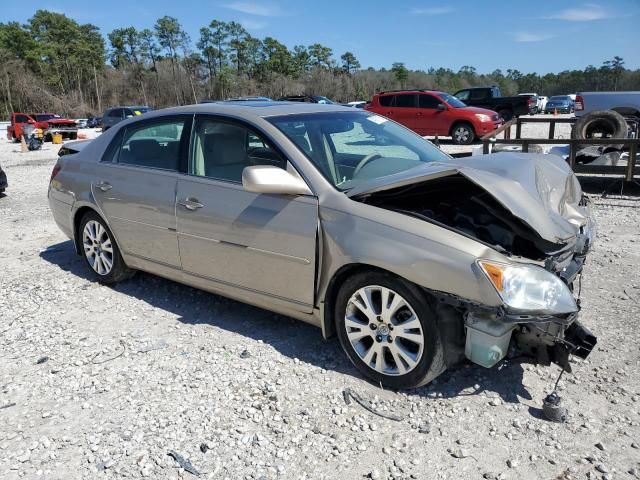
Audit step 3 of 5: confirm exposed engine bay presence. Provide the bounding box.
[361,174,564,260]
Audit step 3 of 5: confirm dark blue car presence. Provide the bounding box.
[544,95,574,114]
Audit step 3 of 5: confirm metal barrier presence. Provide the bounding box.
[479,117,639,182]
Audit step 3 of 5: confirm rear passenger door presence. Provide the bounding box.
[383,94,419,131]
[92,116,191,268]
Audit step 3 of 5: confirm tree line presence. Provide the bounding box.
[0,10,638,117]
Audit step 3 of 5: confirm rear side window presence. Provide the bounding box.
[116,118,187,170]
[418,94,440,109]
[395,94,416,108]
[379,95,394,107]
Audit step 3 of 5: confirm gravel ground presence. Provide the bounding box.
[1,134,639,480]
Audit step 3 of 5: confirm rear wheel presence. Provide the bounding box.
[79,211,134,284]
[335,271,445,389]
[451,123,475,145]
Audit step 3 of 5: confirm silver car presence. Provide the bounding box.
[48,102,597,389]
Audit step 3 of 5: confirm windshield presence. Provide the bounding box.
[549,96,570,102]
[34,114,61,121]
[438,93,467,108]
[268,111,450,191]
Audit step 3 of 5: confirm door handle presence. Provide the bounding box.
[179,198,204,210]
[96,181,112,192]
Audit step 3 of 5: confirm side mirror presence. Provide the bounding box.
[28,119,36,124]
[437,104,447,111]
[242,165,312,196]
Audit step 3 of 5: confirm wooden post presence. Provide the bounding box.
[627,140,637,182]
[549,121,556,139]
[515,119,522,139]
[522,140,529,153]
[483,141,489,154]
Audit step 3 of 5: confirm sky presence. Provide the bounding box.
[1,0,639,74]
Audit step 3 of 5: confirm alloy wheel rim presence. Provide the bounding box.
[454,127,469,142]
[344,285,424,376]
[82,220,114,275]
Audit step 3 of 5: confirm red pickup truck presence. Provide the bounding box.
[7,112,78,141]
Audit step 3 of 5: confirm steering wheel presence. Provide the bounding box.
[353,153,382,177]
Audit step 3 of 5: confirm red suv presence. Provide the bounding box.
[365,90,502,145]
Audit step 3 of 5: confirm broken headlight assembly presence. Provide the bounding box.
[478,260,577,315]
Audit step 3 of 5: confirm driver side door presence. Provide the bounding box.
[176,115,319,312]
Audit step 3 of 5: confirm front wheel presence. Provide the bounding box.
[335,272,445,389]
[451,123,475,145]
[79,211,134,284]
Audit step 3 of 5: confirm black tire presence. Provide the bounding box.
[572,109,627,150]
[450,122,476,145]
[335,271,445,389]
[78,211,135,284]
[498,109,513,122]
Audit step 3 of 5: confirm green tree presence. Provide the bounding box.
[308,43,332,69]
[209,20,228,72]
[225,21,247,74]
[391,62,408,88]
[340,51,360,74]
[154,16,188,104]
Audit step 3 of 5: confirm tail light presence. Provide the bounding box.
[50,163,61,182]
[575,95,584,111]
[527,97,535,105]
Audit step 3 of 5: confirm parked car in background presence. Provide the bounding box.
[47,102,596,389]
[538,95,549,112]
[278,95,335,104]
[345,101,367,109]
[575,91,640,118]
[102,106,153,131]
[518,93,542,113]
[75,118,88,128]
[0,163,7,193]
[544,96,574,114]
[453,86,534,120]
[7,112,78,141]
[87,117,102,128]
[222,96,273,102]
[365,89,501,144]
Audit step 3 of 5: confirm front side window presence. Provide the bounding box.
[269,111,450,191]
[190,118,286,183]
[15,114,30,123]
[438,93,467,108]
[418,94,440,109]
[117,118,186,170]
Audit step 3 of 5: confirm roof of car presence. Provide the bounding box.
[138,101,354,119]
[377,89,445,95]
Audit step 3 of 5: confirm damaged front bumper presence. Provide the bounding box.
[445,212,598,371]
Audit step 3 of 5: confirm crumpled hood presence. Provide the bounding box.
[348,152,589,245]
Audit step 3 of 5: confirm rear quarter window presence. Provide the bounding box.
[379,95,394,107]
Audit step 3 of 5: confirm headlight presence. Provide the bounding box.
[478,260,577,314]
[475,114,492,122]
